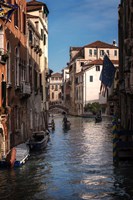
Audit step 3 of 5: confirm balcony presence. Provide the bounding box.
[21,81,31,97]
[34,45,39,52]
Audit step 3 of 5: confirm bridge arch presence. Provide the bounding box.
[49,104,69,114]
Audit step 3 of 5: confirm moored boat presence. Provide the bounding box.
[28,130,49,151]
[0,142,30,168]
[14,143,30,167]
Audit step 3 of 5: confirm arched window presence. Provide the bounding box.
[15,47,20,87]
[7,42,11,85]
[29,59,32,87]
[34,66,38,94]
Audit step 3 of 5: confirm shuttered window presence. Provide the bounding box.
[23,13,26,35]
[14,5,18,27]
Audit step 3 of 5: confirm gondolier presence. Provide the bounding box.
[63,114,67,124]
[62,114,71,130]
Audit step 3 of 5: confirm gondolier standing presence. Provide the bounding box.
[63,114,67,124]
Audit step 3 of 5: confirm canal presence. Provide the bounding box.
[0,116,133,200]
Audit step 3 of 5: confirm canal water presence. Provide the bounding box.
[0,116,133,200]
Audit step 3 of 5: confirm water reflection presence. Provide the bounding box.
[0,116,133,200]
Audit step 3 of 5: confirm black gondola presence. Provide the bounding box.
[95,116,102,123]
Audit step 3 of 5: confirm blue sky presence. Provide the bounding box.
[44,0,120,73]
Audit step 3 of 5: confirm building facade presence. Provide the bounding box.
[67,40,119,116]
[118,0,133,130]
[62,66,70,107]
[27,0,49,131]
[82,59,119,115]
[0,0,49,158]
[0,0,28,155]
[49,73,62,105]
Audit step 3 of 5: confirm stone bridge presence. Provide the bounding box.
[49,104,69,114]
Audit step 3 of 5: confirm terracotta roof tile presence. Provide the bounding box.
[85,59,103,66]
[27,0,49,13]
[69,40,118,64]
[111,60,119,65]
[51,73,62,77]
[84,59,119,67]
[84,40,118,49]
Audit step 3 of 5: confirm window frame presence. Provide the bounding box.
[90,76,93,82]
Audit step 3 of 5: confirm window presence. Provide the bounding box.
[106,50,110,56]
[34,68,38,94]
[14,4,18,27]
[39,73,42,93]
[100,50,104,56]
[39,73,42,88]
[75,77,78,84]
[21,60,26,82]
[55,85,58,91]
[81,62,84,66]
[96,66,100,71]
[58,92,61,99]
[94,49,97,56]
[52,92,54,99]
[41,29,44,38]
[1,80,6,108]
[29,59,32,87]
[7,42,11,85]
[23,13,26,35]
[43,34,46,45]
[89,49,92,56]
[35,21,39,30]
[15,47,20,87]
[52,85,54,90]
[90,76,93,82]
[114,50,117,56]
[76,88,78,100]
[29,30,32,44]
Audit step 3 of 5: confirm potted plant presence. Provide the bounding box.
[0,52,9,64]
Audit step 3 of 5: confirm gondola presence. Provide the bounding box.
[28,130,49,151]
[95,116,102,123]
[62,121,71,130]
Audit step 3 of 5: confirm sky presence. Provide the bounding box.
[43,0,120,73]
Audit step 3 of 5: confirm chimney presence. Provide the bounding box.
[113,40,117,46]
